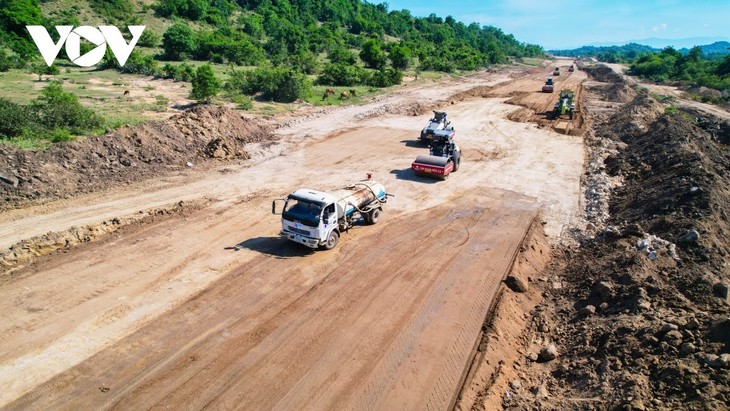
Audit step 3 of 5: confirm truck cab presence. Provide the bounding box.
[277,189,340,249]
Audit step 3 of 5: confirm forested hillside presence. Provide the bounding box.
[1,0,543,84]
[0,0,543,146]
[629,46,730,100]
[549,43,656,63]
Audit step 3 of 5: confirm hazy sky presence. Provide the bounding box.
[383,0,730,49]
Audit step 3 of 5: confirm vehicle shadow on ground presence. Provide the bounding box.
[390,168,441,184]
[400,139,427,148]
[226,236,314,258]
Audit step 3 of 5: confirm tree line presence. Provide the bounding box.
[1,0,543,92]
[629,46,730,101]
[0,0,544,144]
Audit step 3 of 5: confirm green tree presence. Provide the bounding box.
[316,63,366,86]
[32,81,102,132]
[359,39,387,69]
[180,63,196,81]
[328,46,357,65]
[0,98,32,138]
[0,0,43,57]
[190,64,220,102]
[485,41,507,64]
[226,66,311,103]
[0,48,15,72]
[367,68,403,87]
[162,23,196,60]
[388,43,411,70]
[717,54,730,77]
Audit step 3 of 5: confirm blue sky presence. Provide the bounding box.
[383,0,730,49]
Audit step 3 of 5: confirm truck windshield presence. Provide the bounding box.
[282,198,321,227]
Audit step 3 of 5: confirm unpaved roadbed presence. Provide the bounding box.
[0,63,595,408]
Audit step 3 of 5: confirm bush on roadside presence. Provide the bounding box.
[0,82,103,144]
[226,66,311,103]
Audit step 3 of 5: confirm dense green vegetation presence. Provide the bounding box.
[0,81,103,144]
[629,46,730,101]
[553,41,729,102]
[551,41,730,64]
[2,0,543,78]
[550,43,657,63]
[0,0,544,145]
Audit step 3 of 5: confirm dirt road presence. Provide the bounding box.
[0,63,586,408]
[6,190,536,410]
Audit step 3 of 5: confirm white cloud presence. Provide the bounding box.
[652,23,668,32]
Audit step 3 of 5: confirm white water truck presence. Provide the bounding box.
[272,179,389,250]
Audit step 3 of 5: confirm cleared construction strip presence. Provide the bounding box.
[5,190,536,410]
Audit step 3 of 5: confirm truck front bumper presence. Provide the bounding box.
[281,231,320,248]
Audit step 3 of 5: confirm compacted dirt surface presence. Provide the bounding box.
[0,61,728,410]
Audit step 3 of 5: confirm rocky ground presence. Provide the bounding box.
[502,65,730,410]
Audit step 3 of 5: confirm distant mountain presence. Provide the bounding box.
[548,43,657,61]
[588,36,730,49]
[550,41,730,62]
[679,41,730,58]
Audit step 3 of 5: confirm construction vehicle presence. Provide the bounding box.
[272,179,388,250]
[411,128,461,180]
[542,77,554,93]
[419,111,452,144]
[568,65,575,72]
[551,89,575,119]
[553,67,560,76]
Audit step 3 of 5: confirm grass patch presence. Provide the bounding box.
[516,57,545,66]
[651,93,675,103]
[664,105,679,115]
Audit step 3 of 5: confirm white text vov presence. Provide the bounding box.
[26,26,146,67]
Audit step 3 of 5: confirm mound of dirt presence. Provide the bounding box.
[582,64,625,84]
[0,106,274,211]
[502,81,730,409]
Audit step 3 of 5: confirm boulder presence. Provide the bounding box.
[539,344,559,362]
[677,230,700,245]
[505,275,529,293]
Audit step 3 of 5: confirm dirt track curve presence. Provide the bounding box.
[0,62,586,409]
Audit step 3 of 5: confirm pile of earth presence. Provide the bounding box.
[0,106,275,211]
[582,64,625,84]
[503,70,730,409]
[582,64,636,104]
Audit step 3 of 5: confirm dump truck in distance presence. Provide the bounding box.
[272,180,388,250]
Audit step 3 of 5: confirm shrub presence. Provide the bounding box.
[162,23,195,60]
[137,30,161,48]
[190,64,220,102]
[226,66,311,103]
[0,98,32,138]
[316,63,366,86]
[32,81,103,132]
[367,68,403,88]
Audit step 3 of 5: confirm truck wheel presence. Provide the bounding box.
[453,155,461,172]
[368,208,381,225]
[323,230,339,250]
